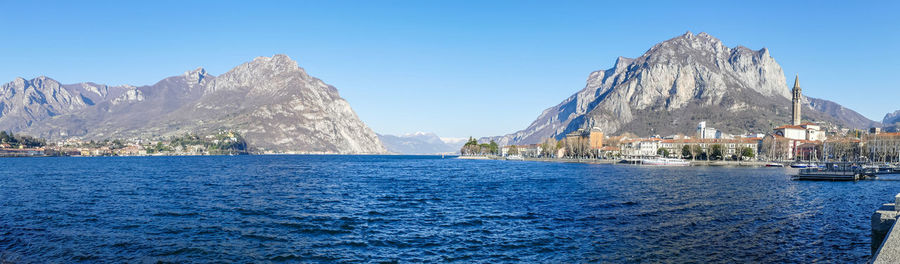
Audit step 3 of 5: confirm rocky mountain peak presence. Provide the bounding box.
[183,67,209,85]
[0,55,386,154]
[250,54,304,73]
[614,56,633,69]
[484,32,873,146]
[650,31,726,54]
[12,77,27,88]
[20,76,64,91]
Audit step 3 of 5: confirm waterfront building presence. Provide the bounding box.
[562,127,606,158]
[599,146,620,159]
[658,138,760,160]
[823,137,863,161]
[865,132,900,163]
[774,123,825,141]
[762,76,829,161]
[774,125,806,140]
[589,127,604,150]
[620,138,662,157]
[796,142,823,161]
[761,134,822,161]
[769,122,826,160]
[871,127,883,134]
[501,144,543,158]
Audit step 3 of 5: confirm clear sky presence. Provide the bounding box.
[1,0,897,139]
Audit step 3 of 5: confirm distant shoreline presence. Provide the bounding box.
[0,153,460,158]
[456,155,773,167]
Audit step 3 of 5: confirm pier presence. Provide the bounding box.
[872,194,900,263]
[792,162,894,181]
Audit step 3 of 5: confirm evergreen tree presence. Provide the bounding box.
[657,147,669,157]
[681,145,692,159]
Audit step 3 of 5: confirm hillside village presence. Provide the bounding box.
[0,131,249,157]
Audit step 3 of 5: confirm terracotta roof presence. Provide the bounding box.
[625,138,662,142]
[660,138,760,144]
[825,138,861,143]
[775,125,805,130]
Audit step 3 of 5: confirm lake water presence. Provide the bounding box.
[1,155,898,263]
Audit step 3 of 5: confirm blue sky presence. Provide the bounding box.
[1,1,897,139]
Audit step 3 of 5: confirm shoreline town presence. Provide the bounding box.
[461,76,900,169]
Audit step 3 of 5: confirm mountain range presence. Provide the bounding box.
[377,132,463,154]
[485,32,883,145]
[0,55,386,154]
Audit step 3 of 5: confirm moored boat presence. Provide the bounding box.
[765,162,784,167]
[640,158,690,166]
[790,162,810,168]
[505,155,524,161]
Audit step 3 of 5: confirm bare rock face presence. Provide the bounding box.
[0,55,386,154]
[487,32,878,145]
[0,77,76,130]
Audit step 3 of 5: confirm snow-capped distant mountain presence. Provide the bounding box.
[378,132,462,154]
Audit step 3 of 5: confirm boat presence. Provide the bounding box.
[640,158,690,166]
[790,162,812,168]
[505,155,524,161]
[765,163,785,167]
[862,164,898,175]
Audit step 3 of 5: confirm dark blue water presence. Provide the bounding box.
[1,155,898,263]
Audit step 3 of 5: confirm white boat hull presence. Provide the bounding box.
[640,158,690,166]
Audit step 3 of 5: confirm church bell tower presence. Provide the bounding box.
[791,75,802,126]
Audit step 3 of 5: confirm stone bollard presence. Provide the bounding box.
[872,194,900,255]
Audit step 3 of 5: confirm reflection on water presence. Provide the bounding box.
[0,155,895,262]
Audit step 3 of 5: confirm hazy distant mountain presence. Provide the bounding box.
[885,110,900,126]
[378,132,461,154]
[807,98,882,129]
[484,32,879,145]
[0,55,386,154]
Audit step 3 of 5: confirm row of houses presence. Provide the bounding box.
[499,120,900,163]
[501,135,762,160]
[822,132,900,163]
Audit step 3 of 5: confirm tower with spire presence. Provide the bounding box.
[791,75,802,126]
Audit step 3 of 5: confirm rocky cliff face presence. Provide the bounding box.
[0,55,386,154]
[487,32,878,145]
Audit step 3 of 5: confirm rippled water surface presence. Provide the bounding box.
[2,155,900,263]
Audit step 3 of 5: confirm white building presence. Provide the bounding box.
[774,123,825,141]
[697,121,732,139]
[697,122,717,139]
[620,138,662,157]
